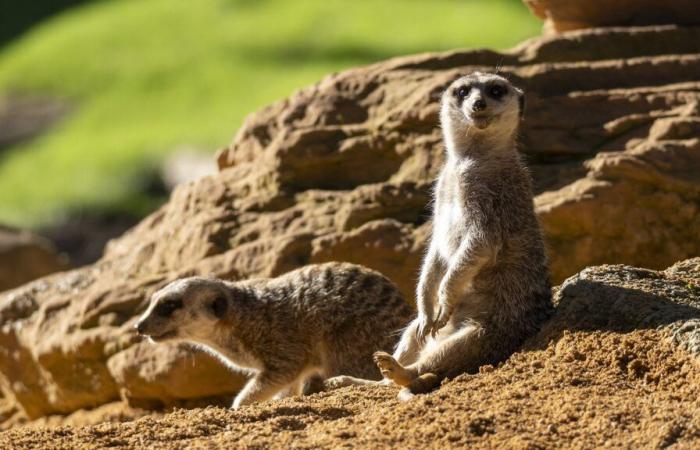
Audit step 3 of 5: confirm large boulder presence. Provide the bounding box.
[542,258,700,359]
[0,25,699,422]
[0,225,67,293]
[523,0,700,34]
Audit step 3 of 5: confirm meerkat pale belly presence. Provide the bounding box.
[433,164,475,260]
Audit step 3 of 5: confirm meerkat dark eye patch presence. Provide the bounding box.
[210,296,228,319]
[454,85,470,102]
[155,299,183,317]
[487,84,506,99]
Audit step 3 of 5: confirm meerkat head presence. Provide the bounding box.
[440,72,524,143]
[135,277,232,343]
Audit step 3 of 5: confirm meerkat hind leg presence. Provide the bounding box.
[374,352,439,394]
[392,318,423,366]
[375,324,483,394]
[373,352,416,387]
[331,318,425,392]
[372,353,441,394]
[408,324,485,393]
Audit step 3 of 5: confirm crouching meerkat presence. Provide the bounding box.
[327,72,552,396]
[135,262,412,408]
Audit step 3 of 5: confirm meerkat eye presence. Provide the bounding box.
[155,299,182,317]
[455,86,470,100]
[488,84,506,99]
[210,296,228,319]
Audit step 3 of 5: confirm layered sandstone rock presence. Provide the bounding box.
[0,25,699,422]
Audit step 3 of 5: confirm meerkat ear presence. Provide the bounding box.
[210,296,228,319]
[518,91,525,118]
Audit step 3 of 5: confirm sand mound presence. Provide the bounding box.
[1,259,698,448]
[2,330,697,449]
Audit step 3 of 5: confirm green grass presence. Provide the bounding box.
[0,0,540,227]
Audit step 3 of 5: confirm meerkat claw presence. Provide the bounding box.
[416,317,432,343]
[430,304,452,336]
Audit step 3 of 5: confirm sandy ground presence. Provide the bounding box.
[1,327,698,449]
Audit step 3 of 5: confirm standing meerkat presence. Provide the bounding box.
[328,72,552,395]
[135,262,412,408]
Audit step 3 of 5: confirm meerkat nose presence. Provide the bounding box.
[472,99,486,112]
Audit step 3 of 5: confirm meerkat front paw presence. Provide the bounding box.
[431,302,454,336]
[416,314,434,343]
[373,351,415,387]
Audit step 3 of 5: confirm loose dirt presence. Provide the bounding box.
[2,327,698,449]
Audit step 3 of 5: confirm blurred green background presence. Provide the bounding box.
[0,0,540,228]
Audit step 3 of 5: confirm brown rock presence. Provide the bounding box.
[0,225,68,293]
[523,0,700,34]
[539,258,700,357]
[537,125,700,282]
[1,25,700,421]
[106,342,244,409]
